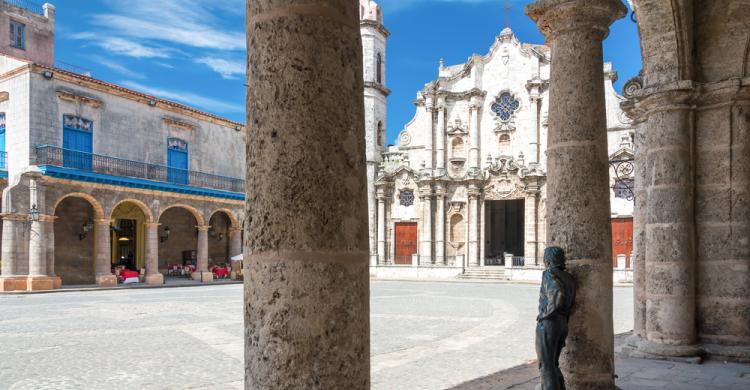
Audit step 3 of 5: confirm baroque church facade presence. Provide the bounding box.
[365,10,635,278]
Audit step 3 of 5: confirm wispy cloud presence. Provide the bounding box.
[71,33,171,59]
[91,56,146,79]
[121,81,244,114]
[195,57,245,80]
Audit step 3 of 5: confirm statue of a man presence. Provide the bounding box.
[535,246,576,390]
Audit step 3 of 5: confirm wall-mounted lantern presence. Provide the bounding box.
[160,226,171,243]
[79,221,93,240]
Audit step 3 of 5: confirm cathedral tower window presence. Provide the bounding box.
[491,92,520,122]
[376,53,383,84]
[377,121,384,146]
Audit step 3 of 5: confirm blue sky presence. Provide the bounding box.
[53,0,640,144]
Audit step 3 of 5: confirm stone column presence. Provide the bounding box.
[193,225,213,283]
[631,116,648,340]
[469,98,481,173]
[143,223,163,285]
[228,227,243,279]
[524,192,539,265]
[27,216,58,291]
[376,188,387,265]
[94,219,116,287]
[420,185,433,265]
[0,215,28,291]
[435,184,446,265]
[246,1,370,388]
[526,1,626,388]
[436,97,446,175]
[425,97,434,172]
[45,217,61,289]
[640,88,699,356]
[467,185,480,267]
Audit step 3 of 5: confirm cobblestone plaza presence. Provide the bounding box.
[0,281,633,390]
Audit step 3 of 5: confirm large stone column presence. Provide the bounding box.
[468,98,481,174]
[0,215,28,291]
[94,219,116,287]
[526,1,626,388]
[376,188,387,265]
[246,1,370,388]
[27,216,56,291]
[192,225,213,283]
[639,88,699,356]
[631,113,648,340]
[420,185,433,265]
[425,97,434,172]
[524,191,539,265]
[229,227,242,258]
[467,185,480,267]
[436,97,446,176]
[143,223,163,285]
[44,217,61,289]
[435,184,446,265]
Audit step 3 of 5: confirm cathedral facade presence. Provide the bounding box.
[367,23,635,278]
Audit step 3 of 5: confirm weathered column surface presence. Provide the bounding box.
[436,97,446,175]
[44,218,61,289]
[425,97,434,171]
[0,215,26,291]
[377,188,387,265]
[94,219,116,287]
[246,1,370,389]
[469,99,481,173]
[420,186,433,265]
[193,225,212,282]
[26,216,57,291]
[144,223,163,285]
[229,227,242,257]
[435,185,446,265]
[524,192,539,265]
[527,1,626,388]
[467,185,480,267]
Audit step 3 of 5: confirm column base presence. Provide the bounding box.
[0,277,28,292]
[51,276,62,289]
[26,276,59,291]
[96,275,118,287]
[192,271,214,283]
[144,273,164,285]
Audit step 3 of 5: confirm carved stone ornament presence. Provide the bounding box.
[400,172,410,186]
[447,118,467,135]
[485,180,526,200]
[399,190,415,207]
[398,131,412,146]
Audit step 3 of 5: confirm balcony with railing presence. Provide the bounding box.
[35,146,244,199]
[3,0,45,15]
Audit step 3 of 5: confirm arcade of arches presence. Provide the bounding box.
[0,177,243,290]
[245,0,750,389]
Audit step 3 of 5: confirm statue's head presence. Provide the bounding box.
[543,246,566,270]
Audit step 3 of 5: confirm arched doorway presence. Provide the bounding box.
[158,205,200,278]
[110,201,151,271]
[208,211,232,267]
[53,195,102,285]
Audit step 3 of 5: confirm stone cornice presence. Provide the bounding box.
[360,20,390,38]
[364,81,391,97]
[163,117,197,131]
[56,89,103,109]
[526,0,627,42]
[1,64,247,131]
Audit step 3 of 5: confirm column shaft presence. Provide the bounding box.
[229,228,242,257]
[436,102,446,174]
[420,190,433,265]
[469,102,480,171]
[1,218,19,276]
[246,1,370,388]
[435,188,446,265]
[197,226,209,271]
[94,219,116,286]
[46,219,55,276]
[632,119,648,339]
[526,1,626,388]
[377,193,386,265]
[467,188,480,267]
[425,99,434,171]
[144,223,163,285]
[524,193,538,265]
[28,220,46,276]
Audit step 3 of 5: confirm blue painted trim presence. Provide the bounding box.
[0,170,7,178]
[38,165,245,201]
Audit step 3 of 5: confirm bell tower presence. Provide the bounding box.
[360,0,389,265]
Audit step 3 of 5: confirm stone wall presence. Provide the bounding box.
[0,2,54,67]
[54,196,95,285]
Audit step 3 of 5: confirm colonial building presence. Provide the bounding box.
[369,26,635,278]
[0,2,245,291]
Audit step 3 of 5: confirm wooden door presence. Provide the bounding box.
[394,222,417,265]
[611,218,633,268]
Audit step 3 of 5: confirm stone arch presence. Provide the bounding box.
[158,204,205,226]
[632,0,692,86]
[209,208,239,229]
[109,199,154,223]
[53,193,104,220]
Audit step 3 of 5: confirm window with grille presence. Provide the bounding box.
[10,21,25,50]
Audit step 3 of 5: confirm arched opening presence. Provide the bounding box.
[448,213,465,257]
[376,52,383,84]
[158,206,200,278]
[377,121,384,147]
[110,201,149,272]
[54,196,98,285]
[208,211,232,277]
[451,137,465,158]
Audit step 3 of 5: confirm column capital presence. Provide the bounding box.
[94,219,111,225]
[196,225,211,231]
[37,214,58,223]
[526,0,627,41]
[1,213,30,221]
[143,222,161,228]
[229,226,243,233]
[434,186,447,197]
[638,83,696,116]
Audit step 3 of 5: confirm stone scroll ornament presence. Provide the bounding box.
[535,247,576,390]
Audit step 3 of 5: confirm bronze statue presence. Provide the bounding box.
[536,247,576,390]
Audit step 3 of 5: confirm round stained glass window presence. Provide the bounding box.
[491,92,520,122]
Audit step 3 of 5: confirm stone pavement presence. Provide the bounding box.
[0,280,633,390]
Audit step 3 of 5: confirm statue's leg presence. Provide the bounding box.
[537,320,560,390]
[555,321,569,390]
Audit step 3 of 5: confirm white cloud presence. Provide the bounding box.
[121,81,244,114]
[70,33,171,59]
[91,56,146,79]
[195,57,245,80]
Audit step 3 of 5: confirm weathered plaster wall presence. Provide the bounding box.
[53,196,94,285]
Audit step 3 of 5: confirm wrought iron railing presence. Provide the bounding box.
[0,151,6,170]
[3,0,44,15]
[512,256,525,267]
[36,146,244,193]
[610,158,635,201]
